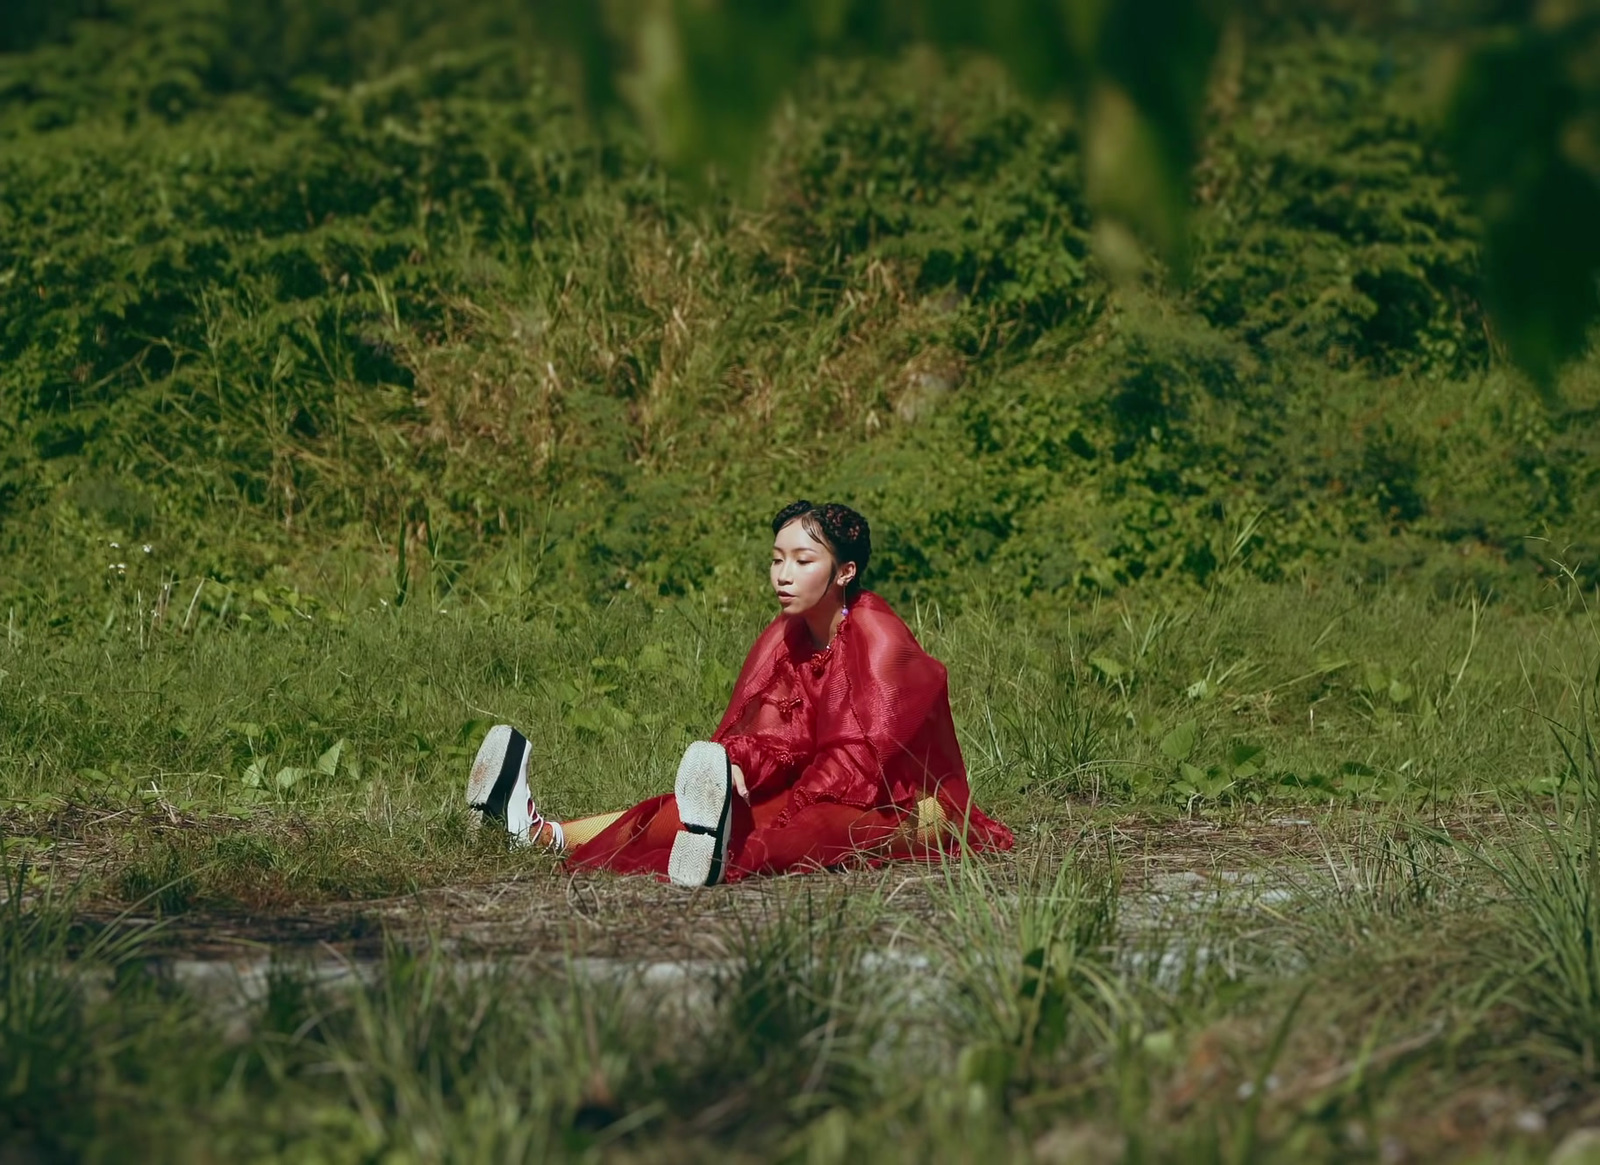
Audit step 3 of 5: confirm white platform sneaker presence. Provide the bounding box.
[466,725,564,850]
[667,741,733,887]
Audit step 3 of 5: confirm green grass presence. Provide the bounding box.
[3,572,1600,1159]
[2,569,1585,835]
[4,6,1600,1158]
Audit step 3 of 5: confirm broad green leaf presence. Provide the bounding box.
[1143,1030,1177,1060]
[1161,718,1197,762]
[1340,768,1379,796]
[275,766,314,791]
[566,706,607,734]
[566,702,635,736]
[242,758,266,789]
[1087,0,1222,278]
[1090,654,1126,680]
[1227,743,1264,769]
[1359,663,1388,695]
[637,642,673,673]
[1417,697,1438,729]
[315,739,346,777]
[1227,742,1263,779]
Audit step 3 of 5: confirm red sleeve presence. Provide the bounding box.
[789,731,883,809]
[712,616,811,797]
[721,734,803,796]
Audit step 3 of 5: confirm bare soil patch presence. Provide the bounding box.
[15,805,1493,965]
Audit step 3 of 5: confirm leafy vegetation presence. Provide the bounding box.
[5,2,1600,1160]
[2,1,1597,615]
[547,0,1600,384]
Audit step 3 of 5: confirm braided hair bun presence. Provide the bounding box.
[772,500,871,600]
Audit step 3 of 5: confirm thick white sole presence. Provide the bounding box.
[668,741,731,888]
[466,724,534,845]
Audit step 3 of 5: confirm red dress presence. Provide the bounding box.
[566,591,1013,880]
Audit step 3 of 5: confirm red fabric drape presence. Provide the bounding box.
[566,591,1013,880]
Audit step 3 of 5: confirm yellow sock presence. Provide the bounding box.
[561,810,626,849]
[559,803,940,851]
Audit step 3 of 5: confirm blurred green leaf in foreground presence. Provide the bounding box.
[586,0,1223,281]
[566,0,1598,386]
[1444,6,1600,389]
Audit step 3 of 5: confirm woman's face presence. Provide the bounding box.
[771,519,853,616]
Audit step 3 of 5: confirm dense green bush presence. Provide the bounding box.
[1192,30,1484,377]
[0,3,1595,619]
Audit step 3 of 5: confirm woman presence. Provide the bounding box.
[466,500,1013,885]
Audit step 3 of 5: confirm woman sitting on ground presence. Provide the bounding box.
[466,500,1013,886]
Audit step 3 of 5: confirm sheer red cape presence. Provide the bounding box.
[566,591,1013,880]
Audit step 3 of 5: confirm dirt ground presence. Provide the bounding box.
[18,807,1471,965]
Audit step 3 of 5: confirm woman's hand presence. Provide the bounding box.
[731,763,749,801]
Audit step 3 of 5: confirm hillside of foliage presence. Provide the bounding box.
[2,1,1597,623]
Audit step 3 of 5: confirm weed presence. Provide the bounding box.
[116,839,196,917]
[931,844,1127,1101]
[1467,683,1600,1070]
[688,891,886,1132]
[0,844,157,1153]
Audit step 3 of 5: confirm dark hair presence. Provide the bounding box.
[772,500,871,600]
